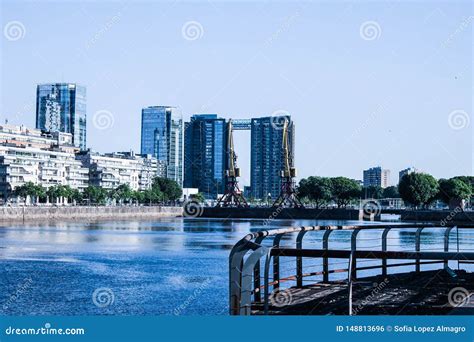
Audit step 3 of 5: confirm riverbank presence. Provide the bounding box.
[401,209,474,224]
[200,207,373,220]
[0,206,183,222]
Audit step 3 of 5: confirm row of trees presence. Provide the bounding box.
[11,177,183,206]
[298,174,474,209]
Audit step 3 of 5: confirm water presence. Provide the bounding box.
[0,218,471,315]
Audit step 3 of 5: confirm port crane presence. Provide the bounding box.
[273,119,304,208]
[216,120,248,207]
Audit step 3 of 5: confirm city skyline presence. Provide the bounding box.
[1,1,472,184]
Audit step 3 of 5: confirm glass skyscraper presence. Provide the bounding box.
[36,83,87,150]
[250,115,295,200]
[184,114,225,198]
[140,106,183,186]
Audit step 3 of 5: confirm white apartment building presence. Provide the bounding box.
[76,151,166,191]
[0,124,89,200]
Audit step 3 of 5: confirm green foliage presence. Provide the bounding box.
[382,186,399,198]
[362,186,383,199]
[151,177,182,201]
[398,173,439,208]
[329,177,361,208]
[83,186,108,205]
[438,178,472,204]
[111,184,133,203]
[298,177,333,208]
[190,192,206,203]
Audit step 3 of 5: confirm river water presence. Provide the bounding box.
[0,218,471,315]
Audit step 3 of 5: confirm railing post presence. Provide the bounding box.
[322,228,333,282]
[229,240,252,315]
[381,227,391,276]
[348,251,354,315]
[444,226,455,269]
[296,229,308,287]
[351,228,361,280]
[415,227,424,273]
[253,236,266,303]
[272,234,284,291]
[263,249,272,315]
[240,246,268,315]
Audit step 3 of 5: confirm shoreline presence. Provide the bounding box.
[0,206,183,223]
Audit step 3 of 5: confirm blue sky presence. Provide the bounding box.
[1,0,472,186]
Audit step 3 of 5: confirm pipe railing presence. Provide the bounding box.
[229,223,474,315]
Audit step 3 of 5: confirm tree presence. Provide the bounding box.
[362,186,383,199]
[329,177,361,208]
[151,177,182,201]
[83,186,107,205]
[70,189,83,204]
[383,186,400,198]
[190,192,206,203]
[298,177,333,208]
[111,184,133,204]
[438,178,472,209]
[398,173,439,209]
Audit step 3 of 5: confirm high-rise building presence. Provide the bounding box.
[399,167,419,183]
[184,114,225,198]
[363,166,390,188]
[140,106,183,186]
[250,115,295,200]
[36,83,87,150]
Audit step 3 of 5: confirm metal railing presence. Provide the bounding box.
[229,223,474,315]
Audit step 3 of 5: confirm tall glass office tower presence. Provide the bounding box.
[36,83,87,150]
[250,115,295,200]
[184,114,225,198]
[140,106,183,186]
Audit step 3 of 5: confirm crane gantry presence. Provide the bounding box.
[215,120,248,207]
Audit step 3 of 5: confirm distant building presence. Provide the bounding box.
[363,166,390,188]
[36,83,87,150]
[399,167,419,183]
[183,114,225,198]
[181,188,199,201]
[250,115,295,200]
[77,150,165,191]
[0,124,88,201]
[140,106,183,186]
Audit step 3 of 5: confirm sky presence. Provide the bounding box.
[1,0,472,186]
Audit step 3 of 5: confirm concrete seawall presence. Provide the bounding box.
[401,210,474,224]
[0,206,183,222]
[201,207,372,220]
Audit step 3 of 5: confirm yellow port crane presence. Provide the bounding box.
[273,119,304,208]
[216,120,248,207]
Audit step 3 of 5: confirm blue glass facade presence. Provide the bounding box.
[36,83,87,150]
[184,114,225,198]
[250,115,294,200]
[140,106,183,185]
